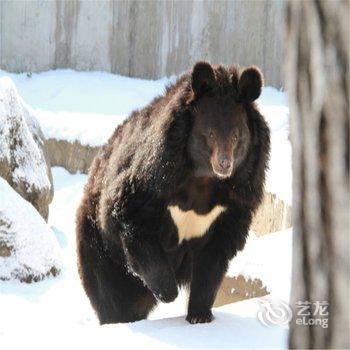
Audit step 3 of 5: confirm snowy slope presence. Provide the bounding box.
[2,302,287,350]
[227,229,292,301]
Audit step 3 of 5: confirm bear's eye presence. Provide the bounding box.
[232,134,238,142]
[209,131,214,139]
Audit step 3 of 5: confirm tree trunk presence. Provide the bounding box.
[285,0,349,348]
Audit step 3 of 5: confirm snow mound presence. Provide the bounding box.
[0,69,172,115]
[0,177,61,282]
[0,76,53,219]
[36,110,125,147]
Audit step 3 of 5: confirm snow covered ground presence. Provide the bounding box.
[0,69,292,349]
[0,167,290,349]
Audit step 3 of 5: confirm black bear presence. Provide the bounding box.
[76,62,270,325]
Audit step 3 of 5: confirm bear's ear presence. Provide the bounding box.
[191,61,216,97]
[238,66,263,103]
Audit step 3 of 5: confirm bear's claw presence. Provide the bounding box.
[186,311,214,324]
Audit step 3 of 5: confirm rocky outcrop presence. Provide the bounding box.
[0,177,61,282]
[251,192,292,236]
[0,77,53,221]
[45,139,99,174]
[214,275,269,307]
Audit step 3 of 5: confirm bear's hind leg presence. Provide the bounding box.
[79,248,158,324]
[77,219,157,324]
[92,261,158,325]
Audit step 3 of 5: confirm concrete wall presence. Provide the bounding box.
[0,0,285,86]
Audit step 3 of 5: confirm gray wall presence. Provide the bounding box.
[0,0,285,87]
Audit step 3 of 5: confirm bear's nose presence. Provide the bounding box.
[218,155,232,170]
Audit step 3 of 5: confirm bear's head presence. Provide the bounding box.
[187,61,263,179]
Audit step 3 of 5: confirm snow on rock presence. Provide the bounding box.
[0,177,61,282]
[0,69,172,147]
[0,69,172,115]
[0,77,53,220]
[36,110,125,147]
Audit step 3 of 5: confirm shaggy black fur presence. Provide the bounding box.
[76,62,270,325]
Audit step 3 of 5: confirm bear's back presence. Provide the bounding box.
[85,74,191,204]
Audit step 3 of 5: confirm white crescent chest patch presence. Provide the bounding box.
[167,205,226,243]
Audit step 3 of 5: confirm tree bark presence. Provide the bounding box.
[285,0,349,348]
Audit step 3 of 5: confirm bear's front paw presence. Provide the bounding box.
[186,310,214,324]
[145,270,178,303]
[154,287,178,303]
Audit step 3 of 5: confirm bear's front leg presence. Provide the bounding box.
[186,208,250,324]
[186,247,228,324]
[122,233,178,303]
[105,184,179,303]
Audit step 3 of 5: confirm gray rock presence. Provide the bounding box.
[45,138,99,174]
[251,192,292,236]
[0,77,53,221]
